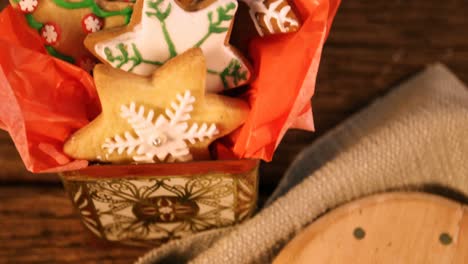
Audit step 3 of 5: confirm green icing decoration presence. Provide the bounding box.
[112,0,244,90]
[52,0,133,23]
[146,0,177,58]
[104,43,163,72]
[22,15,74,64]
[194,3,236,48]
[208,59,248,89]
[22,0,133,66]
[25,14,43,30]
[45,46,76,64]
[145,1,236,58]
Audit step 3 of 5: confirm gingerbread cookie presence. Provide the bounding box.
[63,48,249,163]
[84,0,252,92]
[173,0,301,36]
[10,0,133,70]
[174,0,215,11]
[242,0,300,36]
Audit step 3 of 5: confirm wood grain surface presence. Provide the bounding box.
[1,0,468,262]
[274,193,468,264]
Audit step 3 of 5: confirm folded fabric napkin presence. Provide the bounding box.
[135,63,468,264]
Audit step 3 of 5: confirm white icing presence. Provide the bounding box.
[19,0,38,13]
[242,0,299,36]
[42,24,58,44]
[84,15,103,33]
[94,0,250,92]
[102,90,218,163]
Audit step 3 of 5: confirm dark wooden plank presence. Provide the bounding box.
[262,0,468,188]
[0,186,147,264]
[0,132,58,183]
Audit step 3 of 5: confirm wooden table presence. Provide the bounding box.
[1,0,468,263]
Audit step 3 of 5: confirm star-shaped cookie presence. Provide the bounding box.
[84,0,252,92]
[63,48,249,163]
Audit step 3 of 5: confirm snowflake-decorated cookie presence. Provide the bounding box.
[242,0,300,36]
[84,0,253,92]
[63,48,249,163]
[9,0,133,70]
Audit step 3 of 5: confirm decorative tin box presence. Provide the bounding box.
[60,159,259,246]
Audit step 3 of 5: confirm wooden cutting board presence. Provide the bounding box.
[274,192,468,264]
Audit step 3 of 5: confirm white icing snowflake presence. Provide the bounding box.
[102,90,219,163]
[41,24,59,44]
[83,14,103,33]
[18,0,38,13]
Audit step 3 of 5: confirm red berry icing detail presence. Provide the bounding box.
[82,14,104,34]
[77,55,97,73]
[40,22,61,46]
[18,0,39,14]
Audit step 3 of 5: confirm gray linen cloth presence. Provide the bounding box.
[135,63,468,264]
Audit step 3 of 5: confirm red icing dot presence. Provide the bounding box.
[81,14,104,34]
[18,0,39,14]
[77,55,97,73]
[40,22,61,46]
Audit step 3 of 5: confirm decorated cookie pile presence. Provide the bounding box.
[10,0,301,72]
[7,0,303,164]
[85,0,252,92]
